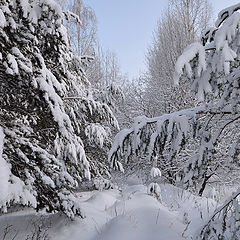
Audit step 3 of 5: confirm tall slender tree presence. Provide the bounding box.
[144,0,212,117]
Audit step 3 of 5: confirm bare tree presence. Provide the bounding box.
[73,0,82,56]
[143,0,212,117]
[170,0,212,40]
[58,0,97,56]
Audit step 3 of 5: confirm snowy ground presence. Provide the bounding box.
[0,183,219,240]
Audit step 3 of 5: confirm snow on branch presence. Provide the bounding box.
[215,12,240,51]
[174,10,240,102]
[0,9,7,28]
[64,10,82,25]
[215,3,240,28]
[108,106,206,171]
[173,42,206,85]
[0,0,120,218]
[85,123,110,148]
[0,127,37,213]
[199,188,240,239]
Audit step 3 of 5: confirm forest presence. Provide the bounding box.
[0,0,240,239]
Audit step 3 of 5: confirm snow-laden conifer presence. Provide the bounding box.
[0,0,117,218]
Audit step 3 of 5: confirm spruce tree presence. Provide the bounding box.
[0,0,117,218]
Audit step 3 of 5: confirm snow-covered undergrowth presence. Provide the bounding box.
[0,183,219,240]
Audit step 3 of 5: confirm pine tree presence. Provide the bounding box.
[0,0,117,218]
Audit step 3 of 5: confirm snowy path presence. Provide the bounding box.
[57,184,217,240]
[0,184,217,240]
[63,187,185,240]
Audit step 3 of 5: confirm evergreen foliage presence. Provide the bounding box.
[0,0,117,218]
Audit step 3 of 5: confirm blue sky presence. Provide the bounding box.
[87,0,240,79]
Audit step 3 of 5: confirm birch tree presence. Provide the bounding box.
[144,0,212,117]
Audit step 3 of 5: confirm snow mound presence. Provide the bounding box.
[0,184,220,240]
[84,190,118,211]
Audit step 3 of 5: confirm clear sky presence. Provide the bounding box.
[86,0,240,80]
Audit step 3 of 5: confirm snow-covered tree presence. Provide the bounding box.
[58,0,125,120]
[57,0,97,57]
[0,0,118,218]
[109,3,240,238]
[144,0,212,117]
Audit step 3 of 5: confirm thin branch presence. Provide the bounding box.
[204,188,240,226]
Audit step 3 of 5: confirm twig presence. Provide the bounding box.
[156,208,160,225]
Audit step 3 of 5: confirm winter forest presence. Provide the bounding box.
[1,0,240,239]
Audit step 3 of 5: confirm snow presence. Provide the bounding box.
[11,47,33,73]
[19,0,31,19]
[43,0,63,17]
[215,12,240,51]
[1,0,239,237]
[221,40,237,75]
[5,54,19,75]
[64,10,82,24]
[150,167,162,178]
[109,105,206,171]
[84,191,117,211]
[108,127,133,168]
[174,42,206,85]
[0,128,37,212]
[0,9,6,28]
[147,182,161,200]
[215,3,240,27]
[58,24,69,45]
[85,123,110,148]
[173,9,240,102]
[0,183,219,239]
[0,128,10,205]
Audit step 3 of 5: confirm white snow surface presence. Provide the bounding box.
[0,127,10,204]
[0,183,218,240]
